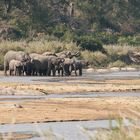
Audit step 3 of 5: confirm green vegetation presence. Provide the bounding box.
[0,40,139,69]
[0,0,140,45]
[0,0,140,68]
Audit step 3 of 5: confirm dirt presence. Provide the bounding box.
[0,97,140,124]
[0,78,139,95]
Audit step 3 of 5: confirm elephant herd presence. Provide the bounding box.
[4,50,89,76]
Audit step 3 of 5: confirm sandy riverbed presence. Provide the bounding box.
[0,97,140,124]
[0,70,139,124]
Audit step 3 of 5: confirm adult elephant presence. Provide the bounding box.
[23,60,35,76]
[42,51,57,57]
[56,51,80,59]
[71,60,89,76]
[47,56,65,76]
[63,58,75,76]
[32,55,64,76]
[31,55,49,76]
[4,50,31,75]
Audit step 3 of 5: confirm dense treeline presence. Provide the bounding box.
[0,0,140,47]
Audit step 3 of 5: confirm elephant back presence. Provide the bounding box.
[4,50,30,63]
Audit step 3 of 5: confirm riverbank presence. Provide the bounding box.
[0,70,139,95]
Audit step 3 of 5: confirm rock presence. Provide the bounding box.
[14,104,23,108]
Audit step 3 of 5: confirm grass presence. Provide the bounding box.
[0,40,139,68]
[91,119,140,140]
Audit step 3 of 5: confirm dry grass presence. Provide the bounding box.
[0,40,139,68]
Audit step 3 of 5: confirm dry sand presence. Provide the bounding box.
[0,97,140,124]
[0,79,140,95]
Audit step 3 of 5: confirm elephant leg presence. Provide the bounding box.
[47,70,51,76]
[14,69,17,76]
[52,66,56,76]
[69,65,73,76]
[61,68,64,76]
[64,65,68,76]
[4,61,8,76]
[79,68,82,76]
[47,66,52,76]
[58,69,60,76]
[9,70,12,76]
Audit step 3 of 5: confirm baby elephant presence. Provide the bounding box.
[9,60,24,76]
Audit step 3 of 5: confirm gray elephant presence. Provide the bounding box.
[31,55,49,76]
[128,52,140,64]
[23,59,35,76]
[31,55,64,76]
[9,59,24,76]
[46,56,65,76]
[71,60,89,76]
[42,51,57,57]
[56,51,80,59]
[29,53,41,59]
[63,58,75,76]
[4,50,31,75]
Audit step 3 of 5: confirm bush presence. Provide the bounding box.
[96,32,119,44]
[118,35,140,46]
[74,36,105,53]
[81,50,109,67]
[108,60,126,68]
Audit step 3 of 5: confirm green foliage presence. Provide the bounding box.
[94,32,119,45]
[118,35,140,46]
[74,36,105,52]
[0,0,140,44]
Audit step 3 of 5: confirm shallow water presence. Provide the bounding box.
[86,71,140,80]
[0,119,130,140]
[0,92,140,102]
[0,71,139,84]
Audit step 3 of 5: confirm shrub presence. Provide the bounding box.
[108,60,126,68]
[74,36,105,53]
[97,32,119,44]
[81,50,109,67]
[118,35,140,46]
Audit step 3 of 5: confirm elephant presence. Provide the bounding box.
[29,53,41,59]
[56,51,80,59]
[9,59,24,76]
[63,58,75,76]
[31,55,49,76]
[23,59,35,76]
[46,56,65,76]
[128,51,140,64]
[71,60,89,76]
[31,55,64,76]
[4,50,31,75]
[42,52,57,57]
